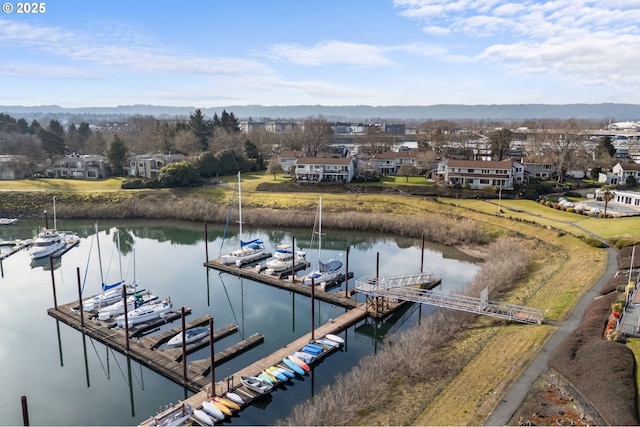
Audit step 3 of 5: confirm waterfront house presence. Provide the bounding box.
[295,157,354,183]
[437,158,524,190]
[123,153,185,179]
[46,154,107,179]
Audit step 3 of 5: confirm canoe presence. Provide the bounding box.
[282,357,305,376]
[325,333,345,344]
[225,392,244,405]
[210,399,232,416]
[214,396,241,411]
[241,375,273,394]
[288,354,310,371]
[266,366,288,382]
[202,400,225,421]
[291,351,315,364]
[193,408,214,425]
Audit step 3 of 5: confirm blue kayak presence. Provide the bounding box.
[282,357,305,376]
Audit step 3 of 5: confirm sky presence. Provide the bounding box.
[1,0,639,108]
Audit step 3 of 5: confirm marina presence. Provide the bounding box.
[0,219,481,425]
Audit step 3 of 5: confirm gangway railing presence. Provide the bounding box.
[355,275,544,325]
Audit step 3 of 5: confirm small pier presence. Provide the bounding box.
[205,259,357,309]
[0,240,32,260]
[48,299,265,392]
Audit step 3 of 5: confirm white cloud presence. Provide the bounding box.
[266,40,395,67]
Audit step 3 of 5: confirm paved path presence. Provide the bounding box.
[484,245,619,425]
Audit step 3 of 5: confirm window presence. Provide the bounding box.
[480,179,490,184]
[468,169,474,173]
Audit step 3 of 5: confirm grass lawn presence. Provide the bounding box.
[0,177,126,191]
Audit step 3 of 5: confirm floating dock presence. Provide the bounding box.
[47,299,264,392]
[0,240,32,260]
[205,259,357,309]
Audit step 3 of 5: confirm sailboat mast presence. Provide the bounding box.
[318,197,322,258]
[53,196,57,230]
[95,223,105,289]
[117,231,123,286]
[237,171,243,237]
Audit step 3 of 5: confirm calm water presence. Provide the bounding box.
[0,219,479,426]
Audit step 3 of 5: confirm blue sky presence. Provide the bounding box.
[1,0,639,107]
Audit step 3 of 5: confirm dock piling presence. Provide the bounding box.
[50,255,57,310]
[76,268,83,328]
[21,395,29,426]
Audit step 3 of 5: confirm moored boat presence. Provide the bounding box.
[214,395,240,411]
[193,408,214,426]
[303,197,343,286]
[0,218,18,225]
[150,403,192,426]
[28,228,67,259]
[115,298,172,328]
[97,290,157,320]
[282,356,305,376]
[166,325,210,347]
[201,400,225,421]
[224,392,244,405]
[264,244,306,272]
[324,333,345,344]
[288,354,310,371]
[241,375,273,394]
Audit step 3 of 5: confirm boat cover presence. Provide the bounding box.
[319,259,342,272]
[240,239,263,249]
[101,280,125,292]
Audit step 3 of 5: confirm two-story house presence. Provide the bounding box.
[437,159,523,190]
[277,151,304,174]
[598,162,640,185]
[295,157,354,183]
[123,153,185,179]
[368,151,420,175]
[46,154,107,179]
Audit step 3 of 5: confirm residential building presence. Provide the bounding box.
[277,151,303,174]
[123,153,185,179]
[368,151,420,175]
[46,154,107,179]
[523,162,556,180]
[595,188,640,209]
[437,159,523,190]
[598,162,640,185]
[295,157,354,183]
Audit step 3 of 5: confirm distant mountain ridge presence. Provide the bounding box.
[2,103,640,121]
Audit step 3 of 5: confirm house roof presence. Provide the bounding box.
[373,151,419,160]
[618,162,640,171]
[278,151,303,159]
[447,159,513,168]
[296,157,352,165]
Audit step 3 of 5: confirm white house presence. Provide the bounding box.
[46,154,107,179]
[277,151,303,174]
[368,151,420,175]
[295,157,354,183]
[437,159,523,190]
[598,162,640,185]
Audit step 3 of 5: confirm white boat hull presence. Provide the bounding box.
[116,300,173,328]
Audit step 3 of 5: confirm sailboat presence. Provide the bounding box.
[218,172,265,265]
[82,224,134,311]
[29,196,79,259]
[303,197,343,286]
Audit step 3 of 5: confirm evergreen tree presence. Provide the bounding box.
[38,120,67,157]
[189,109,212,151]
[105,135,128,176]
[157,161,202,187]
[16,118,30,134]
[597,136,616,157]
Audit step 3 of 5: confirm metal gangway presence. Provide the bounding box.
[355,273,545,325]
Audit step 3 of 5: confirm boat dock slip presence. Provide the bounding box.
[0,240,32,260]
[204,260,357,309]
[48,301,263,392]
[139,306,368,426]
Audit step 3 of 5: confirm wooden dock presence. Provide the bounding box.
[47,300,263,393]
[205,259,357,309]
[139,305,369,426]
[0,240,32,260]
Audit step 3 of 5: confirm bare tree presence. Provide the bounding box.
[397,164,418,182]
[301,117,333,157]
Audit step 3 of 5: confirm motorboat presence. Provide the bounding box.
[240,375,273,394]
[166,325,210,347]
[264,244,306,272]
[0,218,18,225]
[115,298,173,328]
[28,228,67,259]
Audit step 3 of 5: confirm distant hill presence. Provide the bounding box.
[2,103,639,121]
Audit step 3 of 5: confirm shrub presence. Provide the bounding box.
[584,237,606,248]
[121,178,160,189]
[566,207,575,213]
[564,191,582,198]
[546,201,552,207]
[615,239,639,249]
